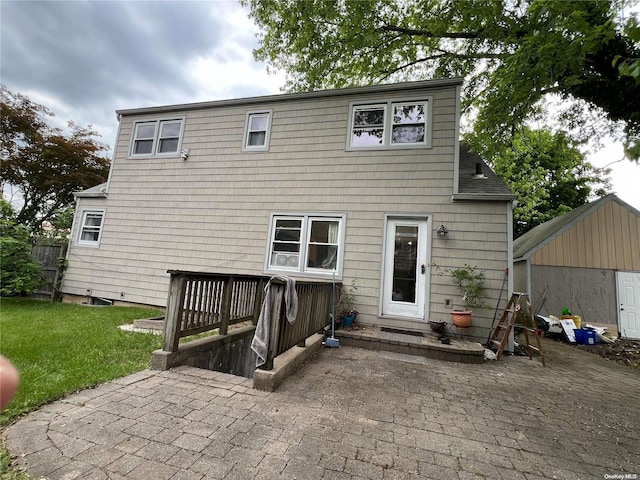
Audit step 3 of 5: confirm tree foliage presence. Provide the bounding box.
[468,128,610,238]
[0,85,110,231]
[244,0,640,160]
[0,198,42,297]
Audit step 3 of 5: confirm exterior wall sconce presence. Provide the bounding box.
[437,224,448,239]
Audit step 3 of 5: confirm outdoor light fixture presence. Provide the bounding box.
[437,224,448,239]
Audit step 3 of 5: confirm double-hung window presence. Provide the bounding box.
[130,118,184,157]
[351,105,386,147]
[243,110,272,151]
[266,214,345,276]
[348,99,431,149]
[77,209,105,246]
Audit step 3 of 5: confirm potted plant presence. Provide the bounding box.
[449,265,487,328]
[338,279,359,327]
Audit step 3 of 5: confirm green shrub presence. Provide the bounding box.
[0,198,42,296]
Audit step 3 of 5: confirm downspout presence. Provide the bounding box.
[452,84,461,197]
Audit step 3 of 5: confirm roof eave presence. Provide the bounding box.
[452,193,517,202]
[116,78,464,116]
[74,191,107,199]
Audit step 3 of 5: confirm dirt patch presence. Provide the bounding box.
[512,334,640,370]
[574,338,640,369]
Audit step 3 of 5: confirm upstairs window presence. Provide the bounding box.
[77,209,105,246]
[243,110,272,151]
[391,103,426,145]
[266,214,345,276]
[130,118,184,157]
[351,105,385,146]
[348,99,431,149]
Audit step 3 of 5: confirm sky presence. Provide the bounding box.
[1,0,639,211]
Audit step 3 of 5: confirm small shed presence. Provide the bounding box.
[513,194,640,339]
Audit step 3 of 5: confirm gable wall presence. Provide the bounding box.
[531,200,640,270]
[62,84,510,337]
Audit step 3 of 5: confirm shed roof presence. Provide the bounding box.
[513,194,640,260]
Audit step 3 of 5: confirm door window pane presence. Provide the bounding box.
[391,225,418,303]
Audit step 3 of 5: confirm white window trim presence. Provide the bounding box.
[128,116,185,159]
[346,96,433,150]
[242,109,273,152]
[264,212,346,279]
[77,209,105,247]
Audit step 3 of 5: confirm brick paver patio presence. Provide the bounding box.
[4,338,640,479]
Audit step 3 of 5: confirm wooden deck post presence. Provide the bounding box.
[253,278,265,325]
[220,276,234,336]
[163,273,187,353]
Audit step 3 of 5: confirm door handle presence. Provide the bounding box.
[421,264,426,274]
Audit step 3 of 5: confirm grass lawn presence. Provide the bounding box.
[0,297,164,426]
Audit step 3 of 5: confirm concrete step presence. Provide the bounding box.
[333,326,485,364]
[133,316,165,331]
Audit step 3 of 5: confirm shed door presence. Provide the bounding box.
[617,271,640,340]
[382,218,429,319]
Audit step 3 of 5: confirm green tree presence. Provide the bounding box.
[467,128,610,238]
[244,0,640,160]
[0,85,110,231]
[0,198,42,296]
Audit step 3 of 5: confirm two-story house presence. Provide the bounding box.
[62,78,516,340]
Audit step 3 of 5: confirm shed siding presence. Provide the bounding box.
[531,265,617,326]
[63,84,509,337]
[531,200,640,270]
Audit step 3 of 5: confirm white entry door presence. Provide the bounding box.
[617,271,640,340]
[382,217,429,319]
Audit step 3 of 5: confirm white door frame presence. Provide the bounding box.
[379,214,432,320]
[617,270,640,340]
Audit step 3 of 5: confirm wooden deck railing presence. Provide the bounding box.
[161,271,337,370]
[260,278,336,370]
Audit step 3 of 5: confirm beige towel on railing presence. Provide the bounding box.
[251,276,298,367]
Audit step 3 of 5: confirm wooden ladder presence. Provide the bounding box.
[489,293,545,366]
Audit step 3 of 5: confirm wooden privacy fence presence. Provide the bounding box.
[162,271,337,370]
[31,241,67,301]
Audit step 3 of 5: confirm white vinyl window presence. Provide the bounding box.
[266,214,345,276]
[391,102,427,145]
[130,118,184,157]
[243,110,272,151]
[348,99,431,149]
[77,210,105,246]
[351,105,386,146]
